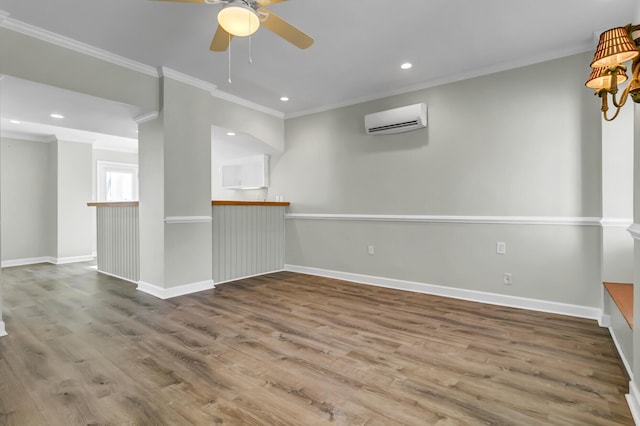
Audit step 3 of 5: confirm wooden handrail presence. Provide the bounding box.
[604,282,633,329]
[87,202,139,207]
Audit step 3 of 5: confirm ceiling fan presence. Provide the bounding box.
[152,0,313,52]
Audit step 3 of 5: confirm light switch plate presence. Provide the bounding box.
[496,242,506,255]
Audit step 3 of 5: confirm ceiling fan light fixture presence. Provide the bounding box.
[218,3,260,37]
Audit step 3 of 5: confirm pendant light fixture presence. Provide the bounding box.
[585,24,640,121]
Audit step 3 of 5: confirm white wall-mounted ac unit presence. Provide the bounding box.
[364,103,427,135]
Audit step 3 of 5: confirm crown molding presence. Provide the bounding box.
[154,68,285,118]
[134,111,159,124]
[0,11,284,120]
[93,140,138,154]
[0,11,158,77]
[211,89,285,119]
[0,130,55,143]
[160,67,217,93]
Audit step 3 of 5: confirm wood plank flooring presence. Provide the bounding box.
[0,262,633,425]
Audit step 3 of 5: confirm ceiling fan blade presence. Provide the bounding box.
[210,25,233,51]
[257,7,313,49]
[256,0,287,5]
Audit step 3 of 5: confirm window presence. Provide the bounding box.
[97,161,139,202]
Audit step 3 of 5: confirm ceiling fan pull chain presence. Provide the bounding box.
[248,11,253,63]
[228,31,232,83]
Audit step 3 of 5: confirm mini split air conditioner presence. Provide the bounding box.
[364,103,427,135]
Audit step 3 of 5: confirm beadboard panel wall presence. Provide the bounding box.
[96,206,139,282]
[212,205,286,283]
[604,289,633,376]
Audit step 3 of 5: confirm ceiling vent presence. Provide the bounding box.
[365,103,427,135]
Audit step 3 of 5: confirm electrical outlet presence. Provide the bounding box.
[504,273,512,285]
[368,245,375,255]
[496,242,506,255]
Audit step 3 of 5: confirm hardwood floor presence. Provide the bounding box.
[0,262,633,425]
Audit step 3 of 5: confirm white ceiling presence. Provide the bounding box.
[0,0,637,144]
[1,76,141,151]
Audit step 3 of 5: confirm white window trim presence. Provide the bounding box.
[97,160,139,202]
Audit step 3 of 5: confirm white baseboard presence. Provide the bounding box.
[627,381,640,425]
[53,255,96,265]
[0,321,6,337]
[284,264,602,321]
[599,314,612,328]
[2,255,95,268]
[214,269,286,285]
[2,256,53,268]
[96,269,138,285]
[137,279,215,300]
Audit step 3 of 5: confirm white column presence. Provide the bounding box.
[602,105,634,283]
[137,73,213,299]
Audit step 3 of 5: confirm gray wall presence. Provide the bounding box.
[56,140,93,258]
[602,104,634,283]
[633,103,640,391]
[210,97,284,153]
[1,138,95,263]
[0,28,158,112]
[139,116,166,287]
[47,142,58,258]
[139,77,214,290]
[1,138,52,261]
[273,52,604,308]
[274,53,600,216]
[163,78,212,287]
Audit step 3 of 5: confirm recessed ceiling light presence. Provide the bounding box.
[280,96,289,102]
[9,120,21,124]
[50,113,64,119]
[226,131,236,136]
[401,62,413,70]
